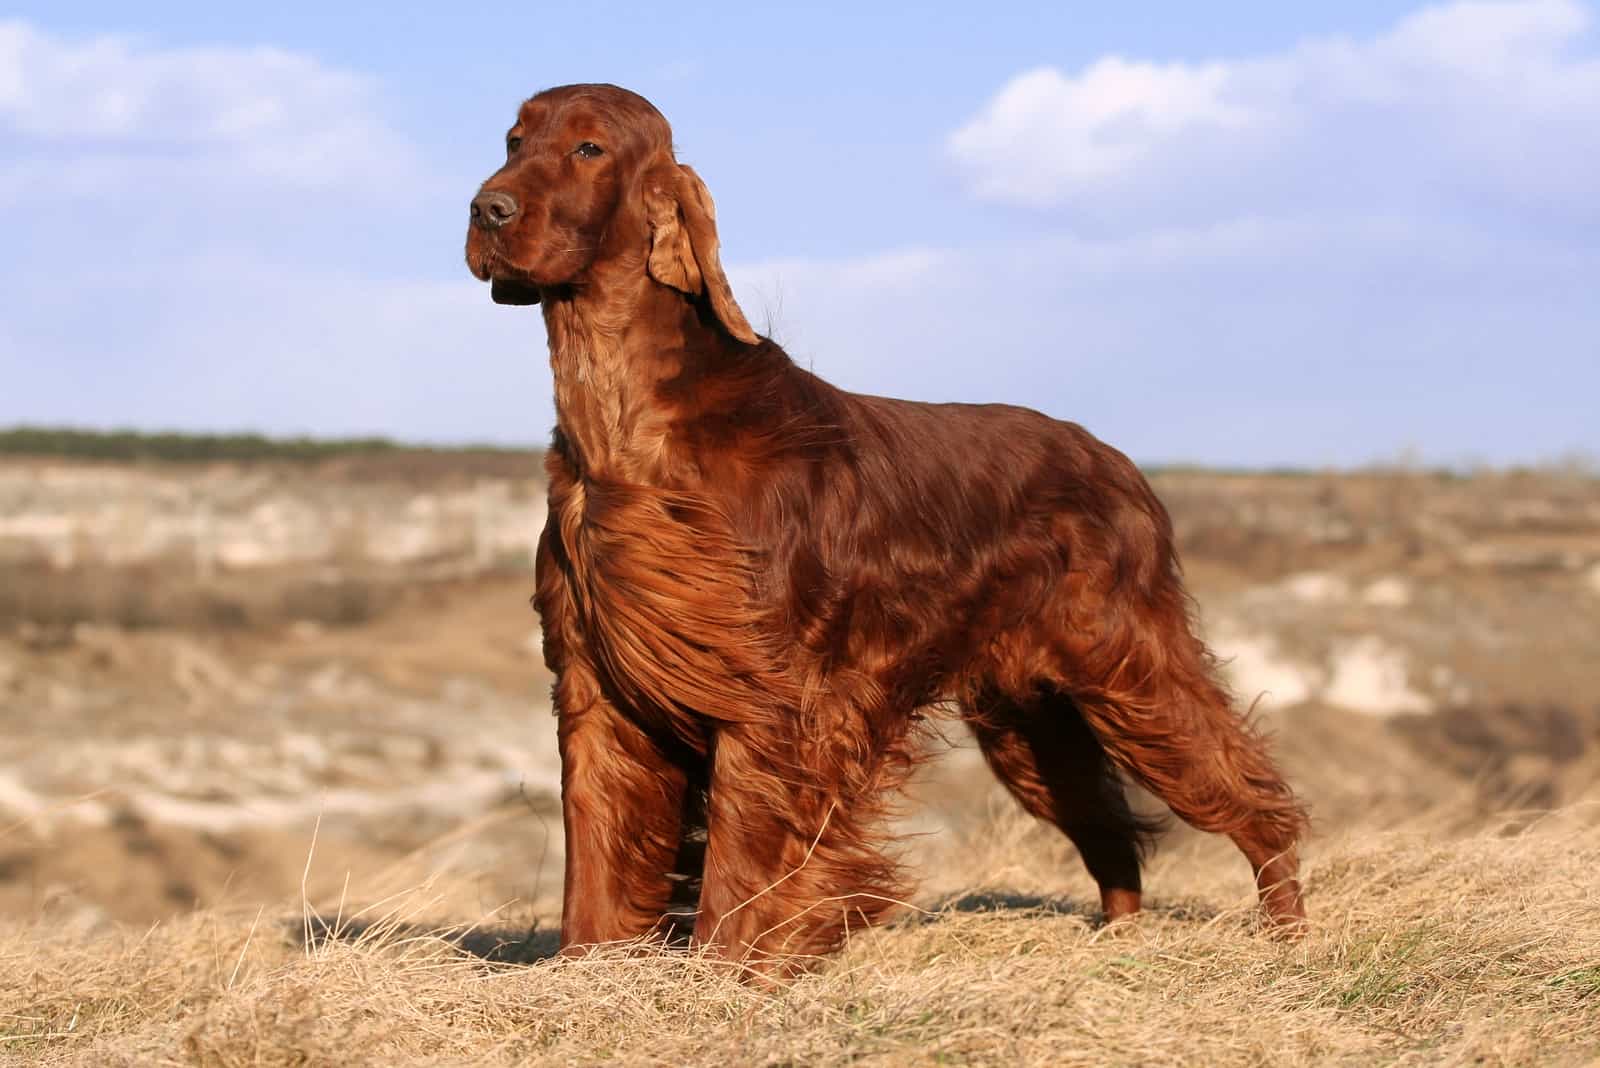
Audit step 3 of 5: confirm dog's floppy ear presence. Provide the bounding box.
[644,163,758,345]
[490,278,541,305]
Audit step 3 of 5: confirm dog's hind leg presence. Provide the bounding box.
[1041,605,1309,930]
[964,688,1156,921]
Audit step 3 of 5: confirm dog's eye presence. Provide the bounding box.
[574,142,604,159]
[505,136,522,155]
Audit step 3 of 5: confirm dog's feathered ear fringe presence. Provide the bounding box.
[643,162,758,345]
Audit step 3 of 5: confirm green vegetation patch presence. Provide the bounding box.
[0,426,536,463]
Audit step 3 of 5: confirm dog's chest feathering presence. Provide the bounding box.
[546,464,803,744]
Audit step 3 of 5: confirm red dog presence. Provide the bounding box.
[466,84,1307,973]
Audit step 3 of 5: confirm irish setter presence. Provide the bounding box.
[465,84,1307,974]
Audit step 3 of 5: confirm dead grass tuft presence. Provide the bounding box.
[3,811,1596,1066]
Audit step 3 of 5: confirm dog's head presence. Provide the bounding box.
[464,83,754,343]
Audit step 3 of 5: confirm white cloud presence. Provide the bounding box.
[927,1,1600,461]
[948,0,1600,226]
[1380,0,1590,74]
[947,61,1253,204]
[0,21,477,442]
[0,19,412,191]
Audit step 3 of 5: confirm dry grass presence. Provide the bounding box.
[4,810,1596,1067]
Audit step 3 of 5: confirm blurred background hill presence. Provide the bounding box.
[2,432,1595,930]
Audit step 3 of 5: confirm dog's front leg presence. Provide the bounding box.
[692,724,903,978]
[554,664,687,954]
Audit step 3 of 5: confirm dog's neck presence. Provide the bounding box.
[540,272,730,486]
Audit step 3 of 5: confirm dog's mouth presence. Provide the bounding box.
[489,276,542,305]
[468,245,543,305]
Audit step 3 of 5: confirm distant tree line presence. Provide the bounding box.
[0,426,535,463]
[4,426,1583,479]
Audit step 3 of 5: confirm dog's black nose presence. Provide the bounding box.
[470,191,519,230]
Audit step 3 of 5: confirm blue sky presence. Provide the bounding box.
[1,1,1596,466]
